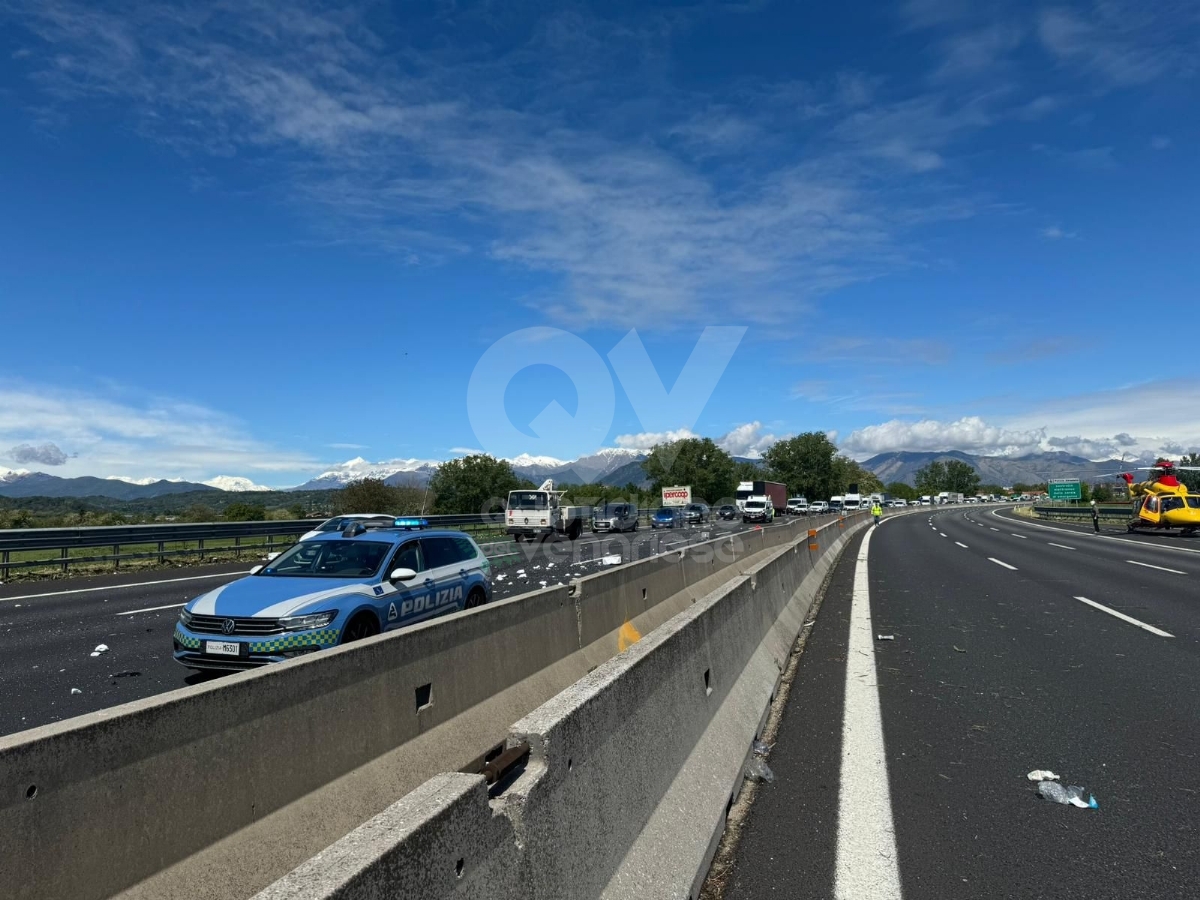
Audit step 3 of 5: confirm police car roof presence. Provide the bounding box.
[305,528,471,543]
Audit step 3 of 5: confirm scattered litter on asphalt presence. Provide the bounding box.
[600,555,622,566]
[745,758,776,784]
[877,634,895,641]
[1027,770,1060,782]
[803,620,816,628]
[539,580,548,587]
[515,569,525,575]
[752,739,772,757]
[495,574,506,582]
[953,645,967,653]
[70,688,82,695]
[1037,781,1098,809]
[90,644,109,657]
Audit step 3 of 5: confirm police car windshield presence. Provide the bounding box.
[510,492,549,510]
[261,540,392,578]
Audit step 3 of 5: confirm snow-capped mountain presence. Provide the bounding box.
[202,476,272,492]
[1,467,32,483]
[289,456,441,491]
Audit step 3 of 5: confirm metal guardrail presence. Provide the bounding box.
[0,506,828,579]
[1031,504,1130,522]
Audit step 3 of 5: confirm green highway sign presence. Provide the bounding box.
[1047,479,1082,501]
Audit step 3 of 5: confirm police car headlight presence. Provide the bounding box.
[278,610,338,632]
[179,607,193,627]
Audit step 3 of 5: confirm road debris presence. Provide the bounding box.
[1037,780,1098,809]
[953,645,967,653]
[752,739,772,757]
[1027,770,1060,782]
[745,758,776,784]
[877,634,895,641]
[70,688,82,695]
[600,555,622,566]
[90,644,109,657]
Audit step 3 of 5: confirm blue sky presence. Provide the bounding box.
[1,0,1198,487]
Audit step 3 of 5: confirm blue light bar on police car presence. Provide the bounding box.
[392,517,429,529]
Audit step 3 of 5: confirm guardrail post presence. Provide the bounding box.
[267,534,274,555]
[198,538,204,560]
[113,544,120,572]
[61,546,69,574]
[1,549,8,582]
[235,536,241,560]
[157,541,165,564]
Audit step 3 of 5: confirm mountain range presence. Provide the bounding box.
[1,448,1153,501]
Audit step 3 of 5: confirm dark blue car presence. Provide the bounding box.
[651,507,683,529]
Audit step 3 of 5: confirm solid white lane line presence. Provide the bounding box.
[955,542,968,548]
[0,570,250,603]
[836,527,903,900]
[988,558,1017,570]
[1012,534,1027,539]
[118,602,188,616]
[990,509,1200,557]
[1074,596,1174,638]
[1048,543,1076,551]
[1126,560,1187,575]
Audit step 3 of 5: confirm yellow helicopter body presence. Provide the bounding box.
[1123,468,1200,535]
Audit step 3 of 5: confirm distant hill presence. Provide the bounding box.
[0,472,220,500]
[862,450,1151,487]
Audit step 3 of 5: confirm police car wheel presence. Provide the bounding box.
[465,587,487,609]
[342,613,380,644]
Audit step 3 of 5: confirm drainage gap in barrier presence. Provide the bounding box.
[704,667,713,696]
[484,742,531,798]
[415,682,433,712]
[456,858,465,878]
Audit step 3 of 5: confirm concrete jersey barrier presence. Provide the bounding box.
[0,516,824,900]
[254,512,875,899]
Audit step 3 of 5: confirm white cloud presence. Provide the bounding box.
[843,380,1200,460]
[0,382,318,483]
[717,422,786,459]
[613,428,700,452]
[1040,225,1077,240]
[843,416,1047,457]
[611,421,784,458]
[1037,3,1199,87]
[9,441,69,466]
[3,1,1046,329]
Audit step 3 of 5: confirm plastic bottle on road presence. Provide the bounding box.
[1037,781,1098,809]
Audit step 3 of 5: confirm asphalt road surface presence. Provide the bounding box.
[725,506,1200,900]
[0,517,804,737]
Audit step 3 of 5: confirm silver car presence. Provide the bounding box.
[592,502,639,533]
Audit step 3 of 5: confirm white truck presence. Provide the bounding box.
[506,480,593,542]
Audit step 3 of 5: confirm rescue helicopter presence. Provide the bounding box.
[1105,459,1200,535]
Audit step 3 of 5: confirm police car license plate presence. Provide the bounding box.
[204,641,241,657]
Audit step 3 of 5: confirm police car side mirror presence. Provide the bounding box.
[249,565,264,575]
[390,567,418,582]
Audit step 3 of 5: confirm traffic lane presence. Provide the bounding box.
[871,512,1200,899]
[722,528,866,900]
[936,509,1200,643]
[0,518,806,736]
[0,560,253,601]
[990,506,1200,553]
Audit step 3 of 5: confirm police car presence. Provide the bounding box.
[173,519,492,671]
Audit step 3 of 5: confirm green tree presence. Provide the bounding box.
[288,502,307,519]
[885,481,919,501]
[181,504,219,523]
[914,461,948,495]
[1092,483,1113,502]
[942,460,981,496]
[733,459,762,484]
[338,478,403,514]
[1078,481,1092,503]
[428,454,523,514]
[833,456,883,494]
[224,502,267,521]
[763,432,839,500]
[642,437,736,505]
[1179,452,1200,492]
